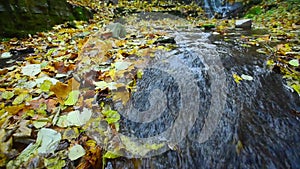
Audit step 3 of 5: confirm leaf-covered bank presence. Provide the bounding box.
[0,0,299,168]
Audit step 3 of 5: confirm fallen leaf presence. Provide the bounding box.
[50,81,70,102]
[37,128,61,154]
[13,120,32,138]
[5,104,27,115]
[233,73,243,84]
[44,156,66,169]
[12,93,29,105]
[289,59,299,67]
[94,81,117,90]
[1,91,14,100]
[21,64,41,76]
[6,142,39,168]
[62,127,80,140]
[112,90,130,105]
[64,90,80,106]
[32,119,48,129]
[241,74,254,81]
[46,99,58,112]
[114,61,132,71]
[0,52,12,59]
[40,80,52,92]
[57,108,92,127]
[68,144,86,161]
[35,76,59,86]
[103,151,120,159]
[102,110,120,124]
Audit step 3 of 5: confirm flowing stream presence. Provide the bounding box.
[102,17,300,168]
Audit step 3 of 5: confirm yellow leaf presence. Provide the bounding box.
[233,73,242,84]
[109,69,116,81]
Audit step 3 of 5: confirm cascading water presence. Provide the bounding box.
[84,13,300,168]
[202,0,242,18]
[105,27,300,168]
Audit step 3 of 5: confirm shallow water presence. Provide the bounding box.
[107,28,300,168]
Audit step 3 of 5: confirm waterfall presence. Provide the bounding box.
[203,0,241,18]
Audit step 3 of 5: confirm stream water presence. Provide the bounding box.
[103,20,300,168]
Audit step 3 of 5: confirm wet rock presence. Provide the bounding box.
[154,36,176,44]
[203,24,216,31]
[235,19,252,29]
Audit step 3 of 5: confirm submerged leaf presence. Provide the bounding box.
[233,73,242,84]
[120,135,164,157]
[241,74,254,81]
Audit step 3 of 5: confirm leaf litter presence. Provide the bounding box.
[0,0,299,168]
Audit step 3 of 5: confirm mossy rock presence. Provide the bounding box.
[0,0,93,38]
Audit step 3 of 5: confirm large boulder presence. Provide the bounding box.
[235,19,252,29]
[0,0,93,38]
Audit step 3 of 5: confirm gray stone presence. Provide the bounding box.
[235,19,252,29]
[106,23,127,39]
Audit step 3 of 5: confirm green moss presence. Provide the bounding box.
[0,0,92,38]
[72,6,92,21]
[245,6,263,18]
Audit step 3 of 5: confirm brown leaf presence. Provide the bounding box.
[29,98,46,109]
[53,62,76,74]
[77,140,102,169]
[68,78,81,91]
[50,82,71,103]
[0,69,8,75]
[45,99,58,112]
